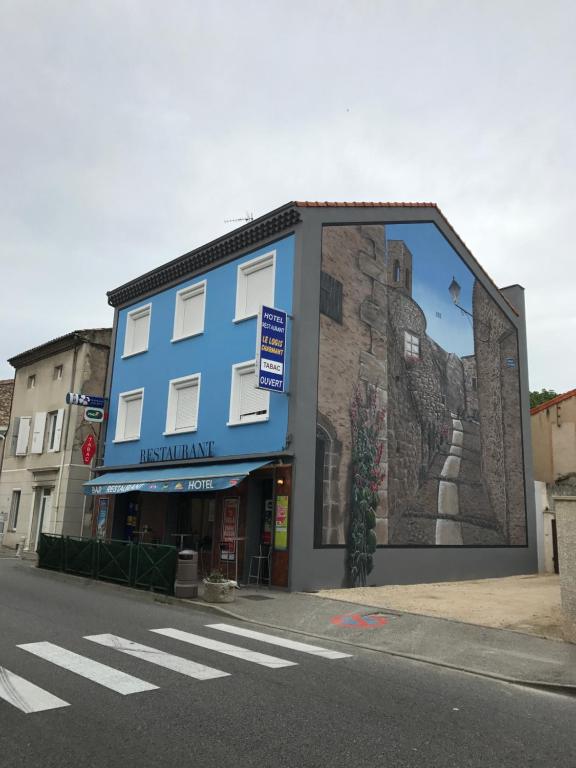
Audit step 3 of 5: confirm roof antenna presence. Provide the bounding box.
[224,212,254,224]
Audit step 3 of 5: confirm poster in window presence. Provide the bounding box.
[274,496,289,550]
[221,498,239,561]
[96,498,109,540]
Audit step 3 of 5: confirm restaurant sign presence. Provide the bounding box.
[139,441,215,464]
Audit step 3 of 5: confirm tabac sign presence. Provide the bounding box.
[256,305,287,392]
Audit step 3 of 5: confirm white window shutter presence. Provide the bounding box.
[15,417,31,456]
[181,291,204,337]
[30,412,47,454]
[239,369,268,420]
[52,409,65,452]
[245,264,273,316]
[132,314,148,352]
[124,398,142,439]
[175,382,198,430]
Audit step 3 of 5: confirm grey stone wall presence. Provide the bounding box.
[385,324,422,538]
[552,496,576,643]
[386,240,413,295]
[317,225,378,545]
[461,356,479,418]
[316,412,343,545]
[473,282,526,544]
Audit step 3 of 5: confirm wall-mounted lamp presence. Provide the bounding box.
[276,478,285,486]
[448,276,462,307]
[448,276,489,340]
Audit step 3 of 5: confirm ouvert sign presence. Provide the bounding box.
[256,305,287,392]
[139,441,215,464]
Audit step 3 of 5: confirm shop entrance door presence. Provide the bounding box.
[30,488,53,551]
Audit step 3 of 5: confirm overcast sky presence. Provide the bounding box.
[1,0,574,391]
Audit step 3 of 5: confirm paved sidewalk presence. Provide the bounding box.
[0,545,36,561]
[186,587,576,693]
[319,575,563,640]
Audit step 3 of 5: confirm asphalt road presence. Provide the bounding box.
[0,558,575,768]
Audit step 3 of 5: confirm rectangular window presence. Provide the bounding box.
[234,252,275,321]
[172,281,206,341]
[123,304,151,357]
[27,375,36,389]
[320,271,343,324]
[165,374,201,434]
[114,389,144,442]
[46,410,64,452]
[228,361,269,425]
[404,332,420,360]
[53,365,63,380]
[9,490,21,529]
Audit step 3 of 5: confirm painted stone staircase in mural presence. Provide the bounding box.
[391,413,506,546]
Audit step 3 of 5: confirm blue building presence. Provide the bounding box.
[87,202,536,591]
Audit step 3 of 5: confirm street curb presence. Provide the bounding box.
[181,598,576,697]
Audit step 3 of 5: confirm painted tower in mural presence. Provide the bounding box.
[315,223,525,562]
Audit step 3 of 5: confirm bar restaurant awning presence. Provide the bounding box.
[83,460,271,495]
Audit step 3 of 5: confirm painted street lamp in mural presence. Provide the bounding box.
[449,276,472,318]
[449,275,490,339]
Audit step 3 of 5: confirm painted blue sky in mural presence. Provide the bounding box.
[386,223,475,358]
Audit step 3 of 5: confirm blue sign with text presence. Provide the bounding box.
[256,306,287,392]
[66,392,106,408]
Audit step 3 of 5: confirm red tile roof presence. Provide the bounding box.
[530,389,576,416]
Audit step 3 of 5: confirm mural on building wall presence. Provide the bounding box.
[315,223,527,581]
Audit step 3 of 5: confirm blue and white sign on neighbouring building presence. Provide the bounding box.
[256,305,287,392]
[66,392,106,408]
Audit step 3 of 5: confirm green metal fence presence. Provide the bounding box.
[38,534,177,595]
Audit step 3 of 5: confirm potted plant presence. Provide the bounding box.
[202,570,237,603]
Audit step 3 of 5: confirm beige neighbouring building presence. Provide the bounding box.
[0,329,111,551]
[531,389,576,484]
[531,390,576,574]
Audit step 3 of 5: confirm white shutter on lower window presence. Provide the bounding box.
[175,382,199,431]
[52,409,65,452]
[30,412,47,454]
[124,397,142,439]
[239,368,268,420]
[15,417,31,456]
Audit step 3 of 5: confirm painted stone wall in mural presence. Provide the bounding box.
[315,223,527,563]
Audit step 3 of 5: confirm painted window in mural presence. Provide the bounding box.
[315,223,527,561]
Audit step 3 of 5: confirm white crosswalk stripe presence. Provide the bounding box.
[150,628,297,668]
[0,666,70,713]
[206,624,352,659]
[85,634,230,680]
[4,623,351,714]
[18,642,158,695]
